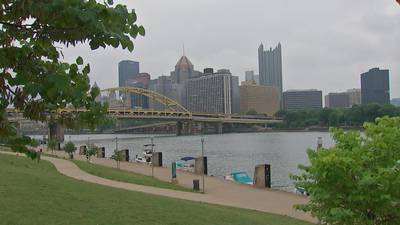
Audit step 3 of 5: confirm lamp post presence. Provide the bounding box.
[151,136,154,177]
[115,137,119,151]
[201,137,205,193]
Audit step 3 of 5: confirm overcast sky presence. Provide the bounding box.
[63,0,400,98]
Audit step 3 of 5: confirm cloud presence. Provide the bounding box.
[62,0,400,98]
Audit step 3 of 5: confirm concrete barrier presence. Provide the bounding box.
[96,147,105,158]
[253,164,271,188]
[194,156,207,175]
[193,179,200,191]
[79,145,87,155]
[152,152,162,167]
[120,149,129,161]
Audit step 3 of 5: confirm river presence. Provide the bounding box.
[32,132,335,192]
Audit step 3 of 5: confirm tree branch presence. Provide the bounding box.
[0,21,33,29]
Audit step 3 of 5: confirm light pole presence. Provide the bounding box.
[201,137,205,193]
[151,136,154,177]
[115,137,119,151]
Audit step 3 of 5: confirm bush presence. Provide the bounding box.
[86,144,98,162]
[64,142,76,159]
[111,150,123,169]
[293,116,400,225]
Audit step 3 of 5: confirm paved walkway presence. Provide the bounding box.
[2,151,315,223]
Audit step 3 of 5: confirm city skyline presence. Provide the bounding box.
[61,0,400,98]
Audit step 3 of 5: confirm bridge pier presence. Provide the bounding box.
[176,121,194,136]
[187,121,193,135]
[216,122,223,134]
[176,121,183,136]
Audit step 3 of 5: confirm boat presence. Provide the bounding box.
[175,156,195,171]
[295,187,309,196]
[134,144,154,164]
[224,171,253,185]
[134,154,150,164]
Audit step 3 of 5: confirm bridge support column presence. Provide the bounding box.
[48,122,64,149]
[187,121,193,135]
[176,121,183,136]
[199,122,205,134]
[216,122,223,134]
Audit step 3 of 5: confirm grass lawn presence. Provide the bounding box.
[0,154,313,225]
[73,160,191,192]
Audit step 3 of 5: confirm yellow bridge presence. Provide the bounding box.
[65,87,281,124]
[6,87,282,136]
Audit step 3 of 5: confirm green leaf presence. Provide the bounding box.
[0,0,144,160]
[138,26,145,36]
[76,56,83,65]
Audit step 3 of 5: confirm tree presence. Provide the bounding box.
[47,139,57,155]
[111,149,123,169]
[246,109,258,115]
[64,141,76,159]
[86,144,97,162]
[292,116,400,225]
[0,0,144,157]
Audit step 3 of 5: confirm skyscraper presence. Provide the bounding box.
[361,68,390,105]
[118,60,139,87]
[240,81,280,116]
[245,71,255,81]
[258,43,283,107]
[283,89,323,110]
[149,75,182,110]
[170,55,202,107]
[325,92,350,108]
[187,69,238,114]
[346,88,361,106]
[125,73,151,108]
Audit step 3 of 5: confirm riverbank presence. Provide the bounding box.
[30,132,334,190]
[0,153,314,225]
[34,149,315,222]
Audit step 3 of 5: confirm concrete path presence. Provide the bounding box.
[2,151,315,223]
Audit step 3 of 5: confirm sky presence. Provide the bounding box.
[63,0,400,98]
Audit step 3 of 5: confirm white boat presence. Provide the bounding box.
[134,155,150,164]
[134,145,154,164]
[295,187,309,196]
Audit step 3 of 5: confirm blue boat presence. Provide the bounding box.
[175,156,195,171]
[225,171,253,185]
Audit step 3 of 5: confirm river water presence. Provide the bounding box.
[32,132,335,191]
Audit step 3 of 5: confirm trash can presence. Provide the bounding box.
[193,179,200,191]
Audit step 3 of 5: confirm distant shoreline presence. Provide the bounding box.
[23,126,364,136]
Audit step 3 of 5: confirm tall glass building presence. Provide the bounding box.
[118,60,139,87]
[361,68,390,105]
[258,43,283,108]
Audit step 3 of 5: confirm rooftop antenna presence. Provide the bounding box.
[182,43,185,56]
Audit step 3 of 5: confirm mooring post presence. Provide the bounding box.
[317,137,323,150]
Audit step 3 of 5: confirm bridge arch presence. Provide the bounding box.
[102,87,191,116]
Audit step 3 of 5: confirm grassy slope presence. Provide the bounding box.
[0,154,313,225]
[73,160,191,192]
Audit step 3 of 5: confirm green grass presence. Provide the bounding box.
[0,154,313,225]
[73,160,191,192]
